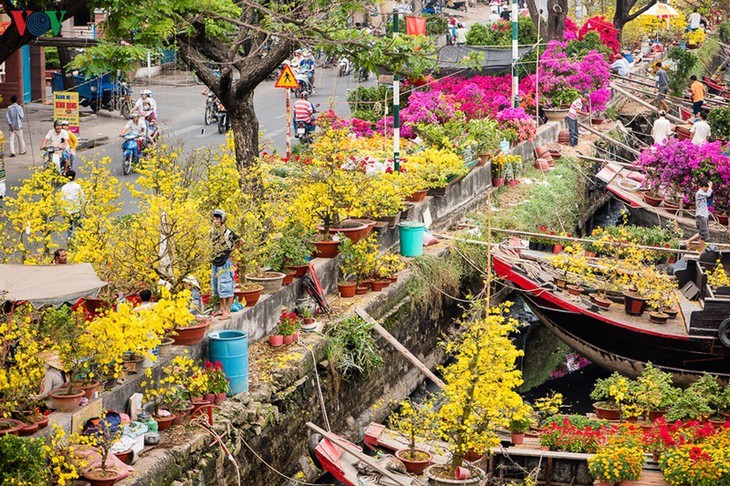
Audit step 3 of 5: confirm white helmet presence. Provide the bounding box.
[141,89,152,96]
[212,209,226,223]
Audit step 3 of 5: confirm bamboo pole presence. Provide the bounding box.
[434,230,704,256]
[577,154,641,170]
[305,422,412,486]
[615,81,729,109]
[610,84,685,124]
[576,121,642,156]
[355,307,446,390]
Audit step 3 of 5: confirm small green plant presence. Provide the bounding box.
[268,221,315,270]
[0,434,49,485]
[325,316,383,381]
[590,372,631,409]
[533,392,564,428]
[634,363,680,418]
[509,417,531,434]
[667,47,699,96]
[707,106,730,141]
[548,87,581,108]
[278,310,300,336]
[666,375,717,422]
[389,398,437,460]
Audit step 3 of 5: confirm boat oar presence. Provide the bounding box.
[305,422,412,486]
[355,307,446,390]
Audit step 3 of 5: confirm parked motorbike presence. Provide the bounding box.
[121,133,144,176]
[217,105,231,134]
[338,57,353,77]
[204,94,221,125]
[295,120,315,145]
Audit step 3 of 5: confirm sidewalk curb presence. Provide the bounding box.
[78,136,110,150]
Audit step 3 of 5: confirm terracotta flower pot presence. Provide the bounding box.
[285,264,309,278]
[114,449,134,465]
[510,432,525,445]
[49,389,85,412]
[18,421,40,436]
[190,399,211,416]
[84,467,125,486]
[649,409,667,421]
[154,415,176,431]
[643,193,663,207]
[312,239,340,258]
[317,220,374,244]
[492,177,505,187]
[591,295,612,309]
[371,280,386,292]
[355,285,369,295]
[172,319,210,346]
[236,284,263,307]
[395,449,433,475]
[649,311,669,324]
[203,393,216,403]
[282,269,297,286]
[78,380,102,399]
[566,284,584,296]
[534,158,550,171]
[157,337,176,357]
[268,334,284,347]
[553,244,563,254]
[338,282,356,298]
[246,272,285,294]
[507,178,519,188]
[406,189,428,202]
[34,415,49,429]
[593,401,621,420]
[215,392,227,403]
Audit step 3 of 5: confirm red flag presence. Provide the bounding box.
[405,16,427,36]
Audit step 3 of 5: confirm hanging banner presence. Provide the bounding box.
[405,16,427,36]
[53,92,80,134]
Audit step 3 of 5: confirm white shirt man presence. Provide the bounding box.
[688,11,701,30]
[60,177,84,215]
[133,93,157,115]
[41,126,69,149]
[455,25,468,45]
[690,116,711,146]
[610,57,631,77]
[651,112,672,145]
[122,117,148,138]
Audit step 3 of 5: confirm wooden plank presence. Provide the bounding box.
[355,307,446,390]
[306,422,412,486]
[576,121,643,156]
[610,84,685,124]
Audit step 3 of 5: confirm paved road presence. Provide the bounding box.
[4,67,375,210]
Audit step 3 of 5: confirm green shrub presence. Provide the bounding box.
[0,434,49,485]
[566,32,612,59]
[718,21,730,44]
[466,17,536,46]
[708,106,730,141]
[386,14,448,35]
[667,47,698,97]
[347,85,395,123]
[326,316,383,380]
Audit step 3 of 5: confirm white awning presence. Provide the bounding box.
[0,263,107,307]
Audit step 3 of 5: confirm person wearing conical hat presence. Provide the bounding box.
[35,350,66,406]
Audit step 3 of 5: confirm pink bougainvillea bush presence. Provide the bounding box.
[635,139,730,208]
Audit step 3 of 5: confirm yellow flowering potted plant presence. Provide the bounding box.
[389,398,438,474]
[404,146,469,196]
[588,441,644,486]
[590,372,631,420]
[141,354,202,430]
[82,412,125,486]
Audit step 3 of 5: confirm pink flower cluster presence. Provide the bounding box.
[497,107,537,143]
[578,16,621,55]
[635,139,730,208]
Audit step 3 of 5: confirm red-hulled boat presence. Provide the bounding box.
[492,244,730,385]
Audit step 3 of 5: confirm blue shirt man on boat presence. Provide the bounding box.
[686,180,713,253]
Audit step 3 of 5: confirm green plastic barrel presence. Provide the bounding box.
[208,330,248,396]
[398,221,426,257]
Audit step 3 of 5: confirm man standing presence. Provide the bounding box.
[5,95,26,157]
[690,111,711,146]
[651,110,672,146]
[688,9,702,31]
[654,63,669,112]
[690,75,706,116]
[60,170,84,239]
[566,93,588,147]
[686,180,712,253]
[455,23,468,46]
[211,209,242,320]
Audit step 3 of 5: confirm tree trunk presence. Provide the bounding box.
[227,90,259,171]
[545,0,568,41]
[57,47,77,90]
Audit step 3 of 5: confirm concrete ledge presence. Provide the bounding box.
[78,136,110,150]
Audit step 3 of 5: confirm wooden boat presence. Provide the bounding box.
[596,162,730,243]
[493,244,730,385]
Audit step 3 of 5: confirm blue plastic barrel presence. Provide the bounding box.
[208,330,249,395]
[398,221,426,257]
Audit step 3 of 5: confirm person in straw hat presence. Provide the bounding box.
[35,350,66,406]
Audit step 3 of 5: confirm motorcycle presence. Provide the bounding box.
[357,66,369,82]
[217,104,231,134]
[295,120,315,145]
[121,133,144,176]
[204,94,221,125]
[294,71,314,99]
[337,57,353,77]
[42,146,72,176]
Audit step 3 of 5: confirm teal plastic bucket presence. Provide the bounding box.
[208,330,248,396]
[398,221,426,257]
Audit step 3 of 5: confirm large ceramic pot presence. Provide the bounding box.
[543,108,569,122]
[424,465,485,486]
[235,284,263,307]
[154,415,176,431]
[593,401,621,420]
[286,264,309,278]
[246,272,286,294]
[623,291,647,316]
[643,192,663,207]
[406,189,428,203]
[312,239,340,258]
[317,219,374,244]
[83,467,125,486]
[49,389,85,412]
[78,380,102,399]
[0,418,24,436]
[395,449,433,475]
[172,319,210,346]
[338,282,357,298]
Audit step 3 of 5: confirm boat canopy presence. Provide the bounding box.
[0,263,107,307]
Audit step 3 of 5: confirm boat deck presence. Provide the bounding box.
[516,249,690,338]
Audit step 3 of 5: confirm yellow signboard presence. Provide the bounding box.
[275,64,299,89]
[53,91,80,134]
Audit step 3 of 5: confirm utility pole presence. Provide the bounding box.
[392,5,400,172]
[511,0,519,108]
